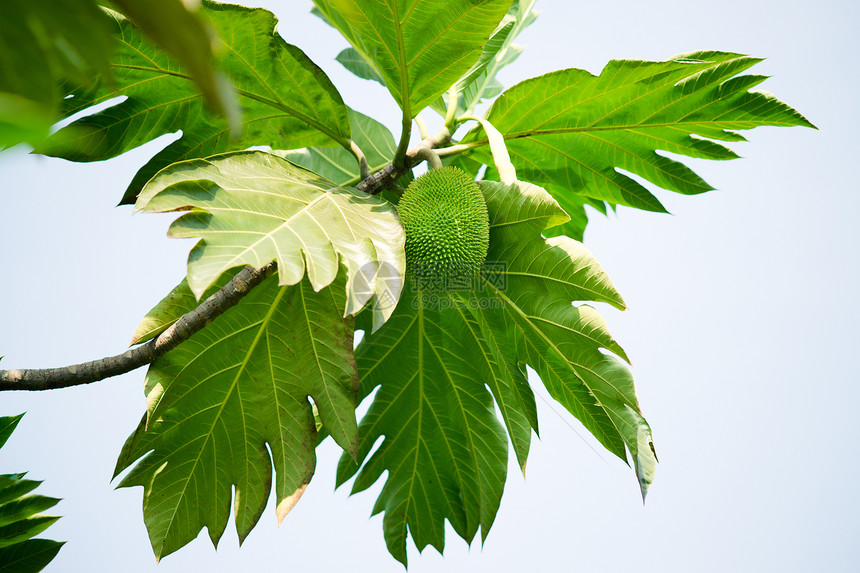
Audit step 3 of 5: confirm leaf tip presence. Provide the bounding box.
[348,440,360,463]
[276,483,309,524]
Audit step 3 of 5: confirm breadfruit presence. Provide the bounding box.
[397,166,489,289]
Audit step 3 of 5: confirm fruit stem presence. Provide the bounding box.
[412,148,443,170]
[348,140,370,180]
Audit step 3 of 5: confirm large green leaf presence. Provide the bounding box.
[337,285,509,566]
[0,414,64,573]
[311,0,513,117]
[110,0,236,125]
[478,181,655,499]
[0,0,114,148]
[0,0,240,149]
[135,150,405,331]
[338,179,654,564]
[460,51,815,236]
[44,1,351,204]
[115,273,358,559]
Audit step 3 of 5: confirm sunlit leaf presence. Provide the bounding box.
[136,150,405,331]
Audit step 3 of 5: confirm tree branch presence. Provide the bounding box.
[0,263,276,391]
[1,124,456,391]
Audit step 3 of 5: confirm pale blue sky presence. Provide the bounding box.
[1,1,858,571]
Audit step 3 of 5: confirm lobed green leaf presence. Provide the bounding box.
[337,285,509,566]
[480,181,654,497]
[461,51,815,237]
[339,179,653,563]
[111,0,237,126]
[115,273,358,559]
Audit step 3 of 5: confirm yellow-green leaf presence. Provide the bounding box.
[135,151,405,331]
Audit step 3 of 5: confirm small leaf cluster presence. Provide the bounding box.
[0,414,64,573]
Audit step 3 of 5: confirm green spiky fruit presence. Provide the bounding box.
[398,166,489,290]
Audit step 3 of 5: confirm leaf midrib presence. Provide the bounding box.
[156,284,289,556]
[390,0,411,119]
[217,191,330,271]
[451,296,532,464]
[111,64,350,147]
[421,296,481,526]
[460,115,802,152]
